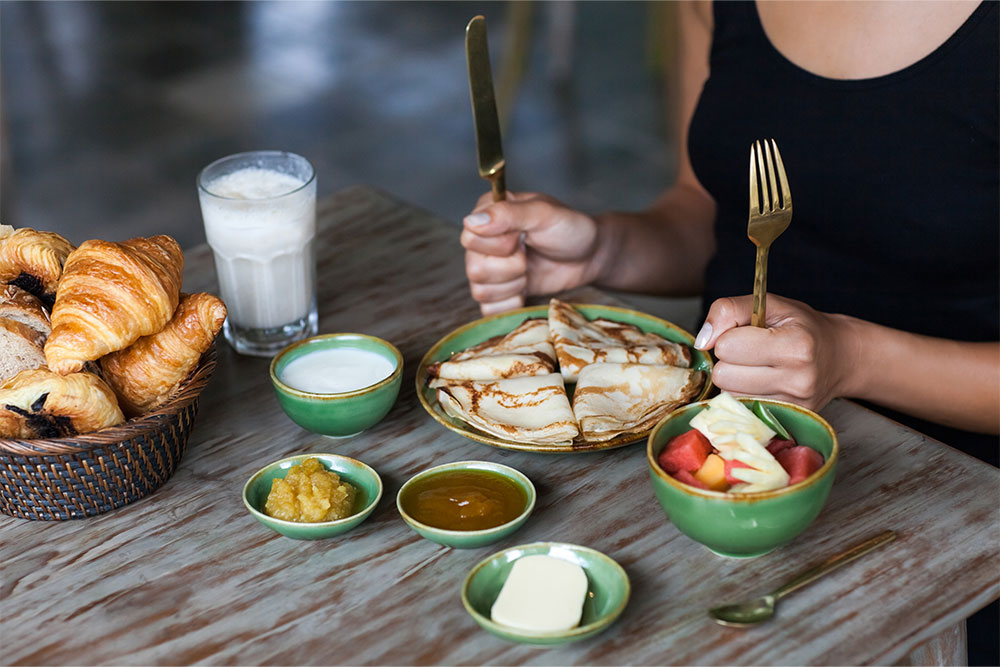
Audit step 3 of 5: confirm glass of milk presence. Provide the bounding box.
[197,151,318,357]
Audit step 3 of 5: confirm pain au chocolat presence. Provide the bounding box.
[0,225,75,306]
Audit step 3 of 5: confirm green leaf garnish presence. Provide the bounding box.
[752,401,791,440]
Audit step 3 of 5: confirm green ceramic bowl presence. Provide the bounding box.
[462,542,630,645]
[243,453,383,539]
[647,398,838,559]
[270,333,403,437]
[396,460,536,549]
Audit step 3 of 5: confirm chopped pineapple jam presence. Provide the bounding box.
[264,457,357,523]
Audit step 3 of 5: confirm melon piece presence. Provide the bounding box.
[776,446,825,485]
[657,429,712,474]
[724,458,756,485]
[672,469,709,490]
[694,453,729,491]
[766,437,797,457]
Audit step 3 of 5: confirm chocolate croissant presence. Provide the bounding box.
[100,292,226,417]
[0,368,125,439]
[44,235,184,375]
[0,225,75,306]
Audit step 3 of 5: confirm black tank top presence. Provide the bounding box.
[688,1,999,463]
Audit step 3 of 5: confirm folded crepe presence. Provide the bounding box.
[428,318,557,383]
[572,362,704,443]
[436,373,579,445]
[548,299,691,382]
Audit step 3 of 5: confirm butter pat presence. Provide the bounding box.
[490,555,588,632]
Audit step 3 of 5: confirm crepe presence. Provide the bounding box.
[427,318,557,383]
[436,373,579,445]
[548,299,691,382]
[572,363,704,443]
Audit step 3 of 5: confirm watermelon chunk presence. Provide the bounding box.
[776,446,825,485]
[766,437,797,457]
[672,469,709,490]
[724,458,757,485]
[657,429,713,474]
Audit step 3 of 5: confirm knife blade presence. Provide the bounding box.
[466,15,506,202]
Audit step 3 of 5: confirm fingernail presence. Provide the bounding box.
[464,212,490,227]
[694,321,712,350]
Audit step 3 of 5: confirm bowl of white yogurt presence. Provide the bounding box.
[269,333,403,437]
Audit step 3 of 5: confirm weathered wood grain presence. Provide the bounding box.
[1,186,997,665]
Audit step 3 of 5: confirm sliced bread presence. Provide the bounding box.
[0,284,51,337]
[0,317,47,382]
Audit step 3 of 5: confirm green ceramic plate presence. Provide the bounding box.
[462,542,630,645]
[417,304,713,453]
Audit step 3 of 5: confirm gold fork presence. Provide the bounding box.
[747,138,793,327]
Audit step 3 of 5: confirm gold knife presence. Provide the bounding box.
[466,15,506,202]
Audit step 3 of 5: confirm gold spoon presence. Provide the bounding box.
[709,530,897,627]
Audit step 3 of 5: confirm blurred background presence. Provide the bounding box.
[1,0,696,324]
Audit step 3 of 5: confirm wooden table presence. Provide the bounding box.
[2,187,997,665]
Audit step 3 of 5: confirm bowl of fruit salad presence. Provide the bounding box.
[647,393,838,558]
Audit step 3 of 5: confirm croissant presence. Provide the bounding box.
[0,225,75,306]
[0,368,125,439]
[44,235,184,375]
[100,292,226,417]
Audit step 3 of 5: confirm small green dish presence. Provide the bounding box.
[243,453,383,540]
[462,542,630,645]
[270,333,403,437]
[396,460,536,549]
[647,398,839,558]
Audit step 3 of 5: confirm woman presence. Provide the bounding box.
[461,2,998,661]
[461,0,998,460]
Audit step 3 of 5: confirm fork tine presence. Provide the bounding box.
[762,139,778,212]
[749,143,759,215]
[770,139,792,210]
[755,140,771,212]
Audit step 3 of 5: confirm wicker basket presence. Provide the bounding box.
[0,348,217,521]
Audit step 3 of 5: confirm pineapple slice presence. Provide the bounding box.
[691,393,787,493]
[690,392,776,448]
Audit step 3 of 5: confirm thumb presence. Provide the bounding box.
[694,295,753,350]
[462,192,554,238]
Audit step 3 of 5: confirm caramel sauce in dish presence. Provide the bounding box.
[280,347,395,394]
[399,469,527,531]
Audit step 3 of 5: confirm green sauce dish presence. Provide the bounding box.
[397,461,536,549]
[462,542,630,645]
[270,333,403,437]
[243,453,383,539]
[647,398,838,558]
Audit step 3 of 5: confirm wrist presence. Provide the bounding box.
[829,313,870,400]
[584,212,623,288]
